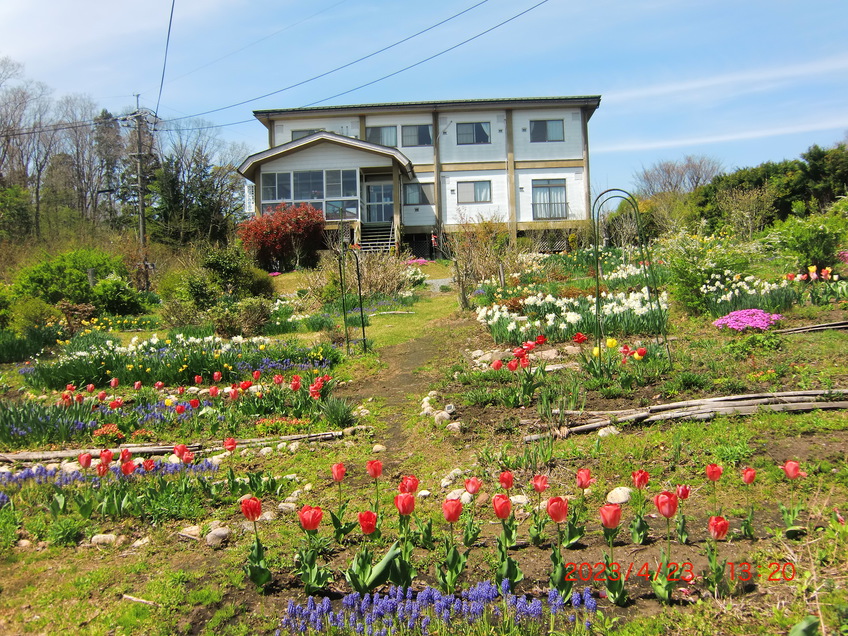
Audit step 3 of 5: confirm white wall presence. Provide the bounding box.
[261,143,392,172]
[515,168,586,222]
[511,109,584,161]
[272,117,359,146]
[438,110,508,164]
[401,170,436,226]
[441,171,509,225]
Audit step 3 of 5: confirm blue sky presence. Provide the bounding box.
[2,0,847,192]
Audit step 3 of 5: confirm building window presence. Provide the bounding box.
[291,129,322,141]
[261,172,291,202]
[325,200,358,221]
[401,124,433,147]
[532,179,567,219]
[529,120,564,143]
[456,122,491,145]
[365,126,397,147]
[403,183,434,206]
[325,170,358,198]
[457,181,491,204]
[293,171,324,200]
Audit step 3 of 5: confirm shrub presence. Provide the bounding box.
[13,248,128,305]
[184,272,219,310]
[91,275,145,315]
[202,245,252,295]
[207,297,271,337]
[0,330,50,363]
[0,285,12,330]
[237,203,325,271]
[9,297,62,338]
[771,213,848,270]
[160,299,203,328]
[245,266,275,298]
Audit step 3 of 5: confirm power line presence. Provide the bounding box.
[162,0,491,122]
[304,0,550,107]
[154,0,177,120]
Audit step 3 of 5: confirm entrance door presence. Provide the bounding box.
[365,184,393,223]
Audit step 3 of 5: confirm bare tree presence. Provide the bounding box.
[715,184,776,239]
[634,155,724,196]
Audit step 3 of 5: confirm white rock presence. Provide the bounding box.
[91,533,118,545]
[181,525,201,538]
[449,468,464,479]
[238,494,254,502]
[446,488,465,500]
[417,490,431,498]
[62,462,81,473]
[278,502,297,513]
[285,489,302,503]
[205,527,231,548]
[597,426,620,438]
[277,442,288,450]
[420,406,434,416]
[428,391,438,398]
[534,349,559,361]
[16,539,32,548]
[209,520,223,530]
[240,448,252,456]
[303,483,312,492]
[288,442,300,453]
[210,454,225,467]
[168,454,182,464]
[433,411,450,425]
[471,349,485,359]
[259,447,274,456]
[372,444,386,453]
[421,397,431,406]
[358,409,370,417]
[510,495,529,506]
[187,386,200,394]
[258,511,276,522]
[607,486,632,504]
[460,492,473,505]
[284,474,299,481]
[446,422,462,433]
[440,478,454,489]
[131,537,150,548]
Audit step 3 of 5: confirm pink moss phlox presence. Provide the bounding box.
[713,309,783,332]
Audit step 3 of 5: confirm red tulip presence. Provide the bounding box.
[252,370,261,381]
[465,477,482,495]
[100,449,113,464]
[331,463,346,482]
[780,460,807,480]
[194,375,203,385]
[240,380,252,391]
[212,371,222,383]
[78,452,92,469]
[189,398,200,409]
[97,390,107,401]
[519,356,530,369]
[107,400,120,410]
[394,493,415,516]
[291,375,302,391]
[536,335,547,345]
[576,468,596,490]
[653,491,679,519]
[636,347,647,358]
[173,444,187,458]
[109,377,119,388]
[182,451,194,464]
[512,347,527,358]
[154,381,165,390]
[573,332,588,344]
[499,471,514,491]
[224,437,237,452]
[96,462,110,477]
[121,461,136,476]
[299,505,323,531]
[706,464,723,482]
[632,469,650,490]
[358,510,377,535]
[442,498,463,523]
[142,458,155,472]
[491,360,503,371]
[708,515,729,540]
[65,383,76,392]
[133,381,142,390]
[600,503,622,529]
[492,493,512,519]
[506,359,519,372]
[676,484,691,500]
[175,404,186,415]
[742,467,756,485]
[546,496,568,523]
[366,460,382,479]
[531,474,548,493]
[398,475,419,494]
[209,386,220,397]
[86,383,95,393]
[120,448,132,463]
[241,496,262,522]
[273,374,284,385]
[75,394,84,404]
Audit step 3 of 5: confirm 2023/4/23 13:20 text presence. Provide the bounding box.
[563,561,796,583]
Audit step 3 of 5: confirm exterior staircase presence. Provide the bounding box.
[358,222,394,253]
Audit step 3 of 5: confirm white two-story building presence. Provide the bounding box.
[238,96,601,255]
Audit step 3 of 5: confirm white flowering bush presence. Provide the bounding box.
[699,271,800,317]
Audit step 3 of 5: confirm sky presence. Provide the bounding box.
[2,0,847,193]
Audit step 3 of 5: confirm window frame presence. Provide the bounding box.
[456,122,491,145]
[401,124,433,147]
[531,178,568,220]
[456,180,492,204]
[291,129,323,141]
[365,125,398,147]
[529,119,565,143]
[403,183,434,206]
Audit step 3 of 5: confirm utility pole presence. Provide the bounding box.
[131,94,150,291]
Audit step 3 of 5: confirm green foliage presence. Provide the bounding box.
[0,505,20,551]
[208,297,272,338]
[0,285,13,330]
[771,213,848,270]
[8,297,62,337]
[13,248,127,305]
[722,331,783,359]
[47,516,87,546]
[0,185,32,241]
[91,274,144,315]
[319,396,357,429]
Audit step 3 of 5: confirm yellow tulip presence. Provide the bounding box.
[592,347,600,357]
[606,338,618,349]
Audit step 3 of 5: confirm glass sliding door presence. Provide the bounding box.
[366,184,393,223]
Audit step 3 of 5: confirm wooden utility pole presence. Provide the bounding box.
[132,94,149,291]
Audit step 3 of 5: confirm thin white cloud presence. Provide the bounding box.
[604,55,848,104]
[594,118,848,153]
